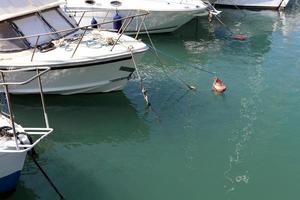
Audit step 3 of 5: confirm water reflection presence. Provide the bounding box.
[0,181,38,200]
[6,93,150,199]
[11,93,149,146]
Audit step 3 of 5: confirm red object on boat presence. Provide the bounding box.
[232,34,248,41]
[212,77,226,93]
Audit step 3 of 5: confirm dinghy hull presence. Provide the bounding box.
[0,152,27,193]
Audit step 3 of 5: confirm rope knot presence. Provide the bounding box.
[128,45,134,51]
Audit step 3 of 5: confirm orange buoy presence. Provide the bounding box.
[232,34,248,41]
[212,77,226,93]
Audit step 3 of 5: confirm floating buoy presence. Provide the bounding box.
[91,17,98,28]
[232,34,248,41]
[113,11,122,31]
[212,77,226,93]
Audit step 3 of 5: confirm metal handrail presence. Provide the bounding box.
[0,10,149,61]
[71,26,88,58]
[77,11,86,26]
[0,67,50,86]
[31,35,40,61]
[0,128,53,153]
[110,16,134,51]
[0,66,51,150]
[135,14,147,39]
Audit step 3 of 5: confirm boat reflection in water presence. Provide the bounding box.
[13,93,149,146]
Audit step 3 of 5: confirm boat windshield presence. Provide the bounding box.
[0,22,29,52]
[5,7,77,48]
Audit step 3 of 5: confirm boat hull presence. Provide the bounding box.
[0,29,148,95]
[75,10,207,34]
[0,152,27,193]
[1,53,144,95]
[213,0,291,9]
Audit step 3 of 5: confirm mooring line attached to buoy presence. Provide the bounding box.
[149,46,196,90]
[214,14,234,35]
[213,14,248,41]
[229,0,253,22]
[142,22,196,91]
[147,45,217,76]
[146,45,227,93]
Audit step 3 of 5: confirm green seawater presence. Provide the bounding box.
[4,4,300,200]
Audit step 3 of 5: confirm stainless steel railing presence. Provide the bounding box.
[0,10,149,61]
[0,67,51,152]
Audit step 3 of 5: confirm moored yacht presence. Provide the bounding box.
[64,0,209,34]
[210,0,291,9]
[0,0,148,94]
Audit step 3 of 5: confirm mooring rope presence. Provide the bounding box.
[16,132,65,199]
[145,44,230,93]
[214,14,235,36]
[209,8,248,41]
[128,46,150,107]
[225,0,249,25]
[24,135,65,200]
[30,154,65,200]
[142,22,196,91]
[278,0,286,10]
[146,45,217,76]
[128,46,161,122]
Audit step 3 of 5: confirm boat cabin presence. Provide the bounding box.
[0,0,78,52]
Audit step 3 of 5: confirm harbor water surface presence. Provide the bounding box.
[5,4,300,200]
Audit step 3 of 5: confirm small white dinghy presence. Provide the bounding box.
[0,67,53,193]
[64,0,209,34]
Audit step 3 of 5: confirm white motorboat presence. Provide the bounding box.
[210,0,291,9]
[0,0,148,95]
[64,0,209,34]
[0,67,53,193]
